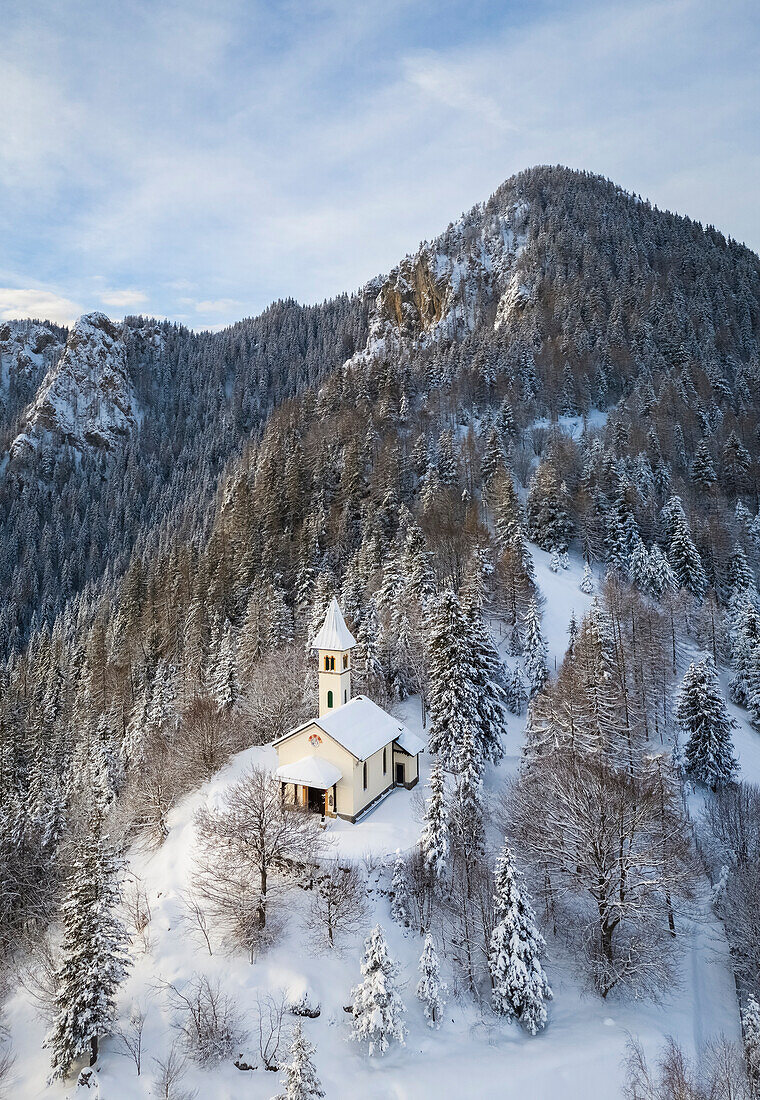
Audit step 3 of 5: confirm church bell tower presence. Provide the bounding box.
[312,598,356,717]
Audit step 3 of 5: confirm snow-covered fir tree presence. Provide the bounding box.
[526,461,573,551]
[523,598,549,697]
[505,663,527,715]
[464,600,507,765]
[416,933,447,1029]
[419,757,448,881]
[277,1022,325,1100]
[427,589,478,767]
[742,994,760,1088]
[212,620,238,711]
[690,438,717,491]
[488,841,552,1034]
[580,561,594,594]
[45,829,130,1079]
[350,925,407,1056]
[675,657,738,789]
[390,850,410,928]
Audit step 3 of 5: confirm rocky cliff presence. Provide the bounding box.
[10,312,138,459]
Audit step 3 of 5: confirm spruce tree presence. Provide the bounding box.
[667,512,707,599]
[419,758,448,881]
[277,1022,324,1100]
[505,664,527,715]
[390,850,410,928]
[523,598,549,697]
[464,601,507,765]
[675,658,738,789]
[427,589,478,767]
[45,831,130,1079]
[350,925,407,1056]
[742,994,760,1090]
[491,469,523,550]
[579,561,594,595]
[526,461,573,552]
[691,439,717,490]
[488,842,552,1034]
[416,934,447,1029]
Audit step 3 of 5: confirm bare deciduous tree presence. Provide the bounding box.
[123,875,152,954]
[238,648,316,745]
[152,1041,198,1100]
[162,975,247,1067]
[194,766,324,955]
[623,1035,751,1099]
[115,1002,147,1075]
[308,861,368,949]
[176,893,213,957]
[253,988,287,1070]
[504,753,698,998]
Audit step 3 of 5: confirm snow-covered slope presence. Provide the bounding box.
[10,312,138,459]
[4,548,749,1100]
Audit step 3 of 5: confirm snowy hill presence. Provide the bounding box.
[3,548,751,1099]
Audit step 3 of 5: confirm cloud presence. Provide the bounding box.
[0,0,757,328]
[0,287,81,326]
[192,298,243,313]
[99,288,148,308]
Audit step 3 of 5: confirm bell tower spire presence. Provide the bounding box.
[312,598,356,717]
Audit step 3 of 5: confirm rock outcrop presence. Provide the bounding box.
[10,312,138,459]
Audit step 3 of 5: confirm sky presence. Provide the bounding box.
[0,0,758,331]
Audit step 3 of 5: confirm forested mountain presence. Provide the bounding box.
[2,166,760,1089]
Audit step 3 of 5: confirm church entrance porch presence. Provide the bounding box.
[307,785,325,814]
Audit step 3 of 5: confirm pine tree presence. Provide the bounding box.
[491,469,522,550]
[523,598,548,697]
[505,664,527,715]
[350,925,407,1056]
[212,621,238,711]
[307,573,334,648]
[579,561,594,595]
[488,841,552,1034]
[729,592,760,706]
[45,831,130,1079]
[669,521,707,598]
[427,590,478,767]
[465,601,507,765]
[277,1022,324,1100]
[526,461,573,551]
[675,657,738,789]
[450,726,485,863]
[691,439,717,490]
[742,994,760,1089]
[390,850,410,928]
[419,758,448,881]
[416,934,447,1029]
[647,544,677,598]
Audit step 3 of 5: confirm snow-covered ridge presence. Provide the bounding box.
[345,197,531,372]
[0,320,65,405]
[10,312,139,459]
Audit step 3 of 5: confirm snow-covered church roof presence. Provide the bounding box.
[311,597,356,651]
[275,695,424,762]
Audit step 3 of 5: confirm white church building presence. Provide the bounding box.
[274,598,424,822]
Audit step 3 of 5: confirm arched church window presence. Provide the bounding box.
[327,690,334,708]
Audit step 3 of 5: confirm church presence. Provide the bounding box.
[274,598,424,822]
